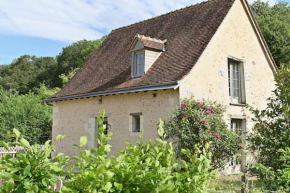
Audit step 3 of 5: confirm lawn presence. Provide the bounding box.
[209,175,265,193]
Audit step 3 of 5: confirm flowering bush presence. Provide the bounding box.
[163,97,242,170]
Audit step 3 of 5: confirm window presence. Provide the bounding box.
[129,113,142,133]
[228,59,245,104]
[132,115,141,132]
[231,119,243,136]
[230,119,245,168]
[134,52,144,76]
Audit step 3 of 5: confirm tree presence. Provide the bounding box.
[0,85,58,144]
[248,65,290,190]
[0,55,58,94]
[56,39,102,74]
[251,0,290,66]
[163,98,242,170]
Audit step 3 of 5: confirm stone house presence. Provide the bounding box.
[46,0,277,171]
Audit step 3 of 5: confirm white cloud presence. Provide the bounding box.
[0,0,277,42]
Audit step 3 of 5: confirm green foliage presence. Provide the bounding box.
[0,84,57,144]
[56,39,101,74]
[59,68,79,87]
[251,0,290,66]
[0,55,58,94]
[248,66,290,190]
[252,147,290,192]
[0,129,68,193]
[62,110,216,193]
[163,98,242,170]
[0,38,103,94]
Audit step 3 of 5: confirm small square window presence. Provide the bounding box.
[132,115,141,132]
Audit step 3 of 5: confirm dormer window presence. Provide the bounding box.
[130,34,167,78]
[135,52,144,76]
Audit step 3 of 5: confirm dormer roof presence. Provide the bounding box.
[130,34,167,51]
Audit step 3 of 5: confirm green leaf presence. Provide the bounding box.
[13,128,21,138]
[0,141,9,150]
[0,172,12,180]
[158,119,164,137]
[20,138,30,149]
[5,179,14,192]
[55,135,65,142]
[50,165,63,172]
[80,136,87,147]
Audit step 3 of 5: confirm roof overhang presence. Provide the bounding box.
[45,82,179,103]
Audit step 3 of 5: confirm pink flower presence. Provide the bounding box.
[208,107,215,114]
[206,110,211,114]
[201,120,206,123]
[181,103,188,108]
[209,131,213,135]
[183,114,188,118]
[216,133,220,139]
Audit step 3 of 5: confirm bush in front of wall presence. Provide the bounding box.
[0,109,216,193]
[163,97,243,170]
[61,110,216,193]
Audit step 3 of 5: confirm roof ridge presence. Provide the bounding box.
[112,0,214,32]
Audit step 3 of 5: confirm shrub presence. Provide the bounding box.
[163,97,242,170]
[248,65,290,190]
[0,84,57,144]
[62,110,216,193]
[0,110,216,192]
[0,129,68,193]
[252,147,290,192]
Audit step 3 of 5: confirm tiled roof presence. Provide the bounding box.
[50,0,235,100]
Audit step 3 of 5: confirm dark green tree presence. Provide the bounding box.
[56,39,102,74]
[251,0,290,66]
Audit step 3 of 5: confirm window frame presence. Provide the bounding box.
[228,58,246,105]
[129,112,143,135]
[132,50,145,78]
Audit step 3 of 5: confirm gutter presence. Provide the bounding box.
[45,82,179,103]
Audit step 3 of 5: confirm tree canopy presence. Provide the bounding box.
[0,38,103,94]
[251,0,290,66]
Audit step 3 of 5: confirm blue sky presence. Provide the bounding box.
[0,0,287,65]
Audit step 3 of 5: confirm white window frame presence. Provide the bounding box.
[228,58,246,104]
[129,113,143,135]
[132,50,145,78]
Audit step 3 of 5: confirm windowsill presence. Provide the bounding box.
[130,131,141,136]
[131,75,142,79]
[230,103,246,107]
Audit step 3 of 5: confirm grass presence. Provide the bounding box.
[208,174,265,193]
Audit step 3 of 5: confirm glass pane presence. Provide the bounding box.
[135,53,144,75]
